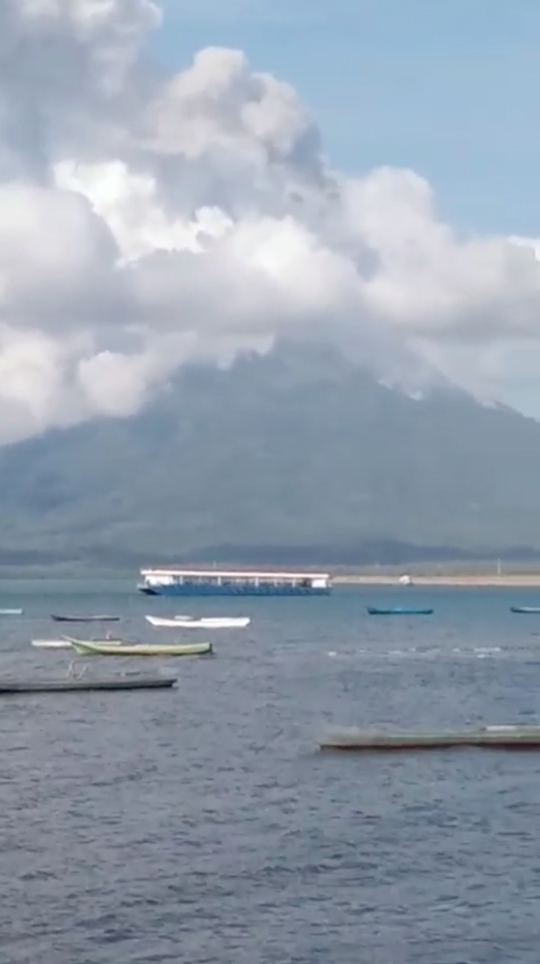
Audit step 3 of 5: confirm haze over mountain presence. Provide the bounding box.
[0,0,540,451]
[0,342,538,566]
[2,3,540,565]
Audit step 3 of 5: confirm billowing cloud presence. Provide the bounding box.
[0,0,539,442]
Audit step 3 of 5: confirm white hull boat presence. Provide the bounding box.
[145,615,250,629]
[32,640,73,649]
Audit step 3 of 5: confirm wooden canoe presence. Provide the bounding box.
[32,637,123,649]
[0,676,177,692]
[68,639,213,657]
[320,725,540,751]
[51,614,121,623]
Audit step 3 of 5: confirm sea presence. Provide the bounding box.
[2,581,540,963]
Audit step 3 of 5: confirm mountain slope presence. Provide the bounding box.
[0,344,539,563]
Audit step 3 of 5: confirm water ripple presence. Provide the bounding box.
[0,585,540,961]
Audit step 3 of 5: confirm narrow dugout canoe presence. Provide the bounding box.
[320,725,540,751]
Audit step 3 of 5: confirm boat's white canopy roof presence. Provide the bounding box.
[141,568,330,580]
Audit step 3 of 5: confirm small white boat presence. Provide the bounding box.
[145,615,250,629]
[32,639,73,649]
[32,635,123,649]
[0,609,23,615]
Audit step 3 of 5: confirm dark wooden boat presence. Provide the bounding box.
[320,725,540,751]
[0,676,177,693]
[51,614,121,623]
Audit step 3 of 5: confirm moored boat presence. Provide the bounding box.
[510,606,540,614]
[68,638,213,657]
[320,724,540,751]
[51,614,121,623]
[32,637,123,649]
[0,676,177,693]
[0,609,23,615]
[138,567,331,596]
[145,615,250,629]
[33,639,77,649]
[367,606,434,616]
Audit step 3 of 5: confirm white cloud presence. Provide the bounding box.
[0,0,539,442]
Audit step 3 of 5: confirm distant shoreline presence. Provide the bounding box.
[1,568,540,589]
[335,575,540,587]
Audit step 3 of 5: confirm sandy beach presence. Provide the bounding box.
[334,574,540,587]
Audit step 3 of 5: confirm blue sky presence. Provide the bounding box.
[151,0,540,238]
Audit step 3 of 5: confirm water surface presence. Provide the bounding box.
[1,584,540,963]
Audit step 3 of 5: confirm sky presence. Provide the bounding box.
[1,0,540,445]
[154,0,540,237]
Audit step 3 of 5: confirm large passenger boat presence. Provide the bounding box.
[138,567,332,596]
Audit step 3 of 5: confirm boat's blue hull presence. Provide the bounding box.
[139,583,331,597]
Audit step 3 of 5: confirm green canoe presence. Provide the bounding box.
[67,638,213,657]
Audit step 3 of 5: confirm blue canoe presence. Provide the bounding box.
[367,606,434,616]
[510,606,540,614]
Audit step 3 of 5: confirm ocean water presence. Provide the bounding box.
[2,583,540,963]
